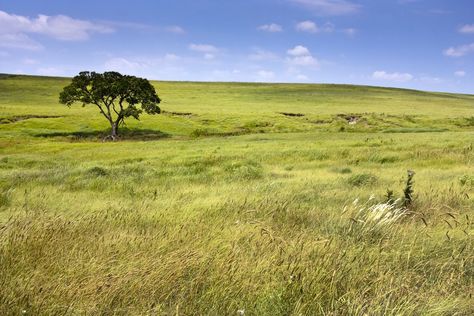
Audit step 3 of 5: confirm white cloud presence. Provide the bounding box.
[189,43,219,53]
[296,21,351,35]
[454,70,466,77]
[0,33,42,50]
[290,0,360,16]
[0,10,113,42]
[287,45,319,67]
[258,23,283,32]
[287,45,311,56]
[459,24,474,34]
[372,71,413,82]
[204,53,215,60]
[296,21,319,33]
[290,55,318,66]
[296,21,335,33]
[444,43,474,57]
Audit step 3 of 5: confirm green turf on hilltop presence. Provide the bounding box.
[0,75,473,315]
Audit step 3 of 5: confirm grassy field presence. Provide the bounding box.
[0,74,473,315]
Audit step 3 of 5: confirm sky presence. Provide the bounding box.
[0,0,473,93]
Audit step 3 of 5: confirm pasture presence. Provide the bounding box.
[0,74,473,315]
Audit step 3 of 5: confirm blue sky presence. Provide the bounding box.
[0,0,473,93]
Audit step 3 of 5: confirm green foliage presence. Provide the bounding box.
[59,71,161,139]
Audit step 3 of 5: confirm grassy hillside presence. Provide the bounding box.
[0,75,473,315]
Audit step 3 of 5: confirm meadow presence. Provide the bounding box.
[0,74,473,315]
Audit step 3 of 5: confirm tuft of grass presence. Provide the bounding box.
[459,174,474,187]
[343,197,408,241]
[331,167,352,174]
[86,166,108,177]
[0,187,13,208]
[348,173,378,187]
[223,160,264,180]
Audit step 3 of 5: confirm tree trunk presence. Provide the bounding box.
[110,121,119,141]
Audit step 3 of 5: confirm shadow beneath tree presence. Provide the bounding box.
[35,128,171,142]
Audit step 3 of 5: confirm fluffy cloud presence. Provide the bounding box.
[372,71,413,82]
[444,43,474,57]
[454,70,466,77]
[287,45,311,56]
[289,55,318,66]
[0,33,42,50]
[290,0,360,16]
[459,24,474,34]
[296,20,335,33]
[287,45,319,66]
[258,23,283,32]
[0,10,113,42]
[296,21,319,33]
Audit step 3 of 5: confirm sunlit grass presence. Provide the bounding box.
[0,75,473,315]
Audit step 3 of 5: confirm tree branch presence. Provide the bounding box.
[94,103,112,123]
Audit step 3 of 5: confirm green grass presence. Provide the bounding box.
[0,74,473,315]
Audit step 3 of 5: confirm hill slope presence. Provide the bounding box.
[0,75,473,315]
[1,74,474,140]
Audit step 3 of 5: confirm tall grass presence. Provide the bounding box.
[0,75,473,314]
[0,193,471,315]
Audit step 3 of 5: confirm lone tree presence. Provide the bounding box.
[59,71,161,140]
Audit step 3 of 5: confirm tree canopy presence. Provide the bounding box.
[59,71,161,140]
